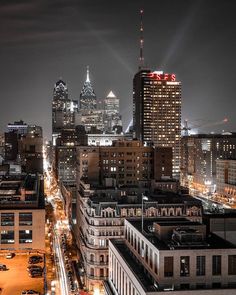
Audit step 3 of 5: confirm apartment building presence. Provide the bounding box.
[76,140,173,188]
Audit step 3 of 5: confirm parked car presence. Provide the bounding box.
[21,290,40,295]
[28,255,43,264]
[29,271,43,278]
[5,253,15,259]
[0,264,7,271]
[27,265,43,272]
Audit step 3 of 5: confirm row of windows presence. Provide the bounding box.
[164,255,236,277]
[0,230,32,244]
[1,213,32,226]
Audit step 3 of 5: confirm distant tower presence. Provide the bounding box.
[52,79,78,145]
[53,79,68,100]
[80,66,97,110]
[104,91,119,115]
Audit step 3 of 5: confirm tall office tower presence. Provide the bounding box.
[133,70,181,178]
[52,79,78,145]
[104,91,122,133]
[104,91,119,115]
[80,66,97,110]
[77,67,104,132]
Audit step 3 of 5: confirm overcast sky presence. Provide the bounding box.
[0,0,235,139]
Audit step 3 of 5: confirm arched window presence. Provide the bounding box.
[100,255,104,263]
[90,254,94,262]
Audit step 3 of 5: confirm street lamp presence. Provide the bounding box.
[141,193,148,233]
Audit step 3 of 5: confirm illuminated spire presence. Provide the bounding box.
[80,66,96,110]
[139,9,144,69]
[86,65,90,83]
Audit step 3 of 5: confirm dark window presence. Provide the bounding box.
[212,255,221,276]
[196,256,205,276]
[1,230,14,244]
[29,145,35,152]
[1,213,14,226]
[212,282,221,289]
[196,284,206,289]
[19,230,32,243]
[180,256,190,276]
[19,213,32,226]
[228,255,236,275]
[164,257,173,277]
[180,284,190,290]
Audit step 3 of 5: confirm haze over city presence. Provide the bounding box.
[0,0,235,139]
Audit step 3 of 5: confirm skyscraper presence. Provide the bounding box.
[80,66,97,110]
[104,91,123,133]
[133,70,181,178]
[52,79,78,145]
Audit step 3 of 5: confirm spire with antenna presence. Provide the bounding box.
[86,65,90,83]
[139,9,144,69]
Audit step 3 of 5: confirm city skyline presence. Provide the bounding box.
[0,0,235,139]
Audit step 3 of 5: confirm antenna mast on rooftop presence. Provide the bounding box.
[139,9,144,70]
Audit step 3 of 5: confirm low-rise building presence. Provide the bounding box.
[75,180,202,293]
[0,174,45,251]
[105,218,236,295]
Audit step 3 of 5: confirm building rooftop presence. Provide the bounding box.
[88,190,202,206]
[128,218,236,250]
[183,132,236,139]
[0,174,44,209]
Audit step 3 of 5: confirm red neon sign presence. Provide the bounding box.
[148,73,176,81]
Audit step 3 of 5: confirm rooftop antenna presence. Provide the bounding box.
[139,9,144,70]
[86,65,90,83]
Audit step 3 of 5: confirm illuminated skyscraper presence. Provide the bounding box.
[133,69,181,177]
[52,79,78,145]
[104,91,122,133]
[80,66,97,110]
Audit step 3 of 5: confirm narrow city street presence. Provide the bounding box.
[44,155,81,295]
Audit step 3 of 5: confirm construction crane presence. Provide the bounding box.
[182,118,228,136]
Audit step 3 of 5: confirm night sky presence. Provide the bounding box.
[0,0,235,139]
